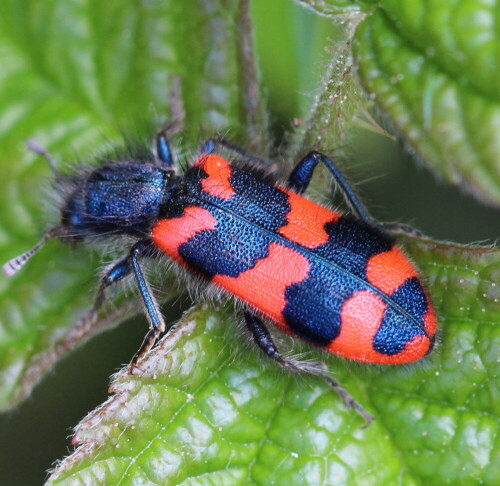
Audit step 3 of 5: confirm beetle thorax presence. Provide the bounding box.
[60,162,172,239]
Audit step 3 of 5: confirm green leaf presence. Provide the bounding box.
[0,0,266,410]
[47,240,499,485]
[354,6,500,207]
[1,1,498,485]
[295,0,362,16]
[303,0,500,207]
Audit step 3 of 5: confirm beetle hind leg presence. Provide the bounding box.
[244,311,374,426]
[244,311,321,374]
[320,373,374,426]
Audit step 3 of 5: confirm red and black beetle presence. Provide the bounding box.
[4,134,437,424]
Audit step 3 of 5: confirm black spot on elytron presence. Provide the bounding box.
[391,277,428,319]
[372,307,425,355]
[178,207,273,278]
[283,261,359,346]
[225,167,290,231]
[372,277,429,355]
[175,165,294,278]
[314,217,392,279]
[180,164,291,232]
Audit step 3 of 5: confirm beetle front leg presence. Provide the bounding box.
[128,241,166,372]
[59,255,133,352]
[244,311,374,426]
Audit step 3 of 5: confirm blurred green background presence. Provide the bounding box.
[0,1,498,485]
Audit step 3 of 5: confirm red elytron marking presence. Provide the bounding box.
[386,334,431,363]
[423,304,437,337]
[328,290,431,363]
[279,189,340,248]
[328,290,386,362]
[151,206,216,261]
[366,247,418,295]
[195,154,235,200]
[214,242,310,327]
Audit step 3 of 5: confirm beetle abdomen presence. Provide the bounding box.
[151,154,436,364]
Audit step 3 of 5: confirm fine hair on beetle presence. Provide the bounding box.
[4,130,438,427]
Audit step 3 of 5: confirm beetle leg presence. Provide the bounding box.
[320,374,374,427]
[244,311,283,363]
[153,77,184,168]
[201,138,258,159]
[288,151,372,225]
[244,311,326,376]
[200,138,279,174]
[61,240,166,372]
[378,222,424,238]
[244,311,374,426]
[59,254,134,352]
[154,132,175,169]
[128,240,166,372]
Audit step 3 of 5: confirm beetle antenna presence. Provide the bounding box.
[3,227,60,277]
[26,139,59,174]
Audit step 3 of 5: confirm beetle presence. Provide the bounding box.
[3,133,437,424]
